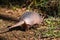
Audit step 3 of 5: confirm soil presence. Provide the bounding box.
[0,7,60,40]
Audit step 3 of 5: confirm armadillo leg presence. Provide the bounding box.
[33,24,39,29]
[25,24,31,31]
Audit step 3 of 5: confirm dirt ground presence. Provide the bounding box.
[0,8,60,40]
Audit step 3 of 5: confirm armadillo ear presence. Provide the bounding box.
[39,13,48,19]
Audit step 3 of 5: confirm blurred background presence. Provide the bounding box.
[0,0,60,40]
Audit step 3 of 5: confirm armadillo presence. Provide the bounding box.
[0,11,44,33]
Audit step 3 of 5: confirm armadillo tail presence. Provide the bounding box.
[0,21,24,34]
[9,20,24,29]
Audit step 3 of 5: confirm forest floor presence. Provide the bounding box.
[0,7,60,40]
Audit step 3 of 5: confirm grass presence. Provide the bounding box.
[0,8,60,40]
[35,17,60,38]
